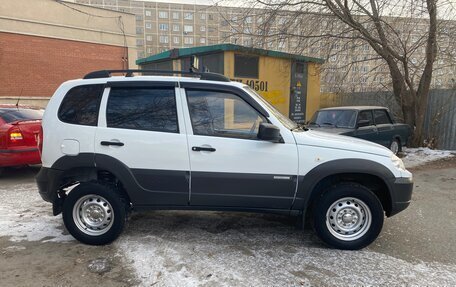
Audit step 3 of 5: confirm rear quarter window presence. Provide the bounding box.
[58,84,104,126]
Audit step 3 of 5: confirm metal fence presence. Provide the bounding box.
[320,89,456,150]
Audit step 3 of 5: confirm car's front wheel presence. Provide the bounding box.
[390,139,400,155]
[312,183,384,250]
[62,182,127,245]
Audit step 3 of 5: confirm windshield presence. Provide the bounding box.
[243,86,298,130]
[310,110,357,128]
[0,109,43,123]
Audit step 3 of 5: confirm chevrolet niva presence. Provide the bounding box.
[36,70,413,250]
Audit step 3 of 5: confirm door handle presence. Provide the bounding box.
[101,141,124,146]
[192,146,216,152]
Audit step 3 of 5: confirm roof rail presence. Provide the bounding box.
[83,69,230,82]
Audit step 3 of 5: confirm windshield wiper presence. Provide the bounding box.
[308,121,320,127]
[293,123,309,131]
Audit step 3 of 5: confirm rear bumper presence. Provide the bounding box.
[36,167,63,203]
[388,177,413,216]
[0,147,41,167]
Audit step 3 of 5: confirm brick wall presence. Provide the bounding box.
[0,32,128,98]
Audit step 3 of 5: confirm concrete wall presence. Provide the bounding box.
[0,0,137,107]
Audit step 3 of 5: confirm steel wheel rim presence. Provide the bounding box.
[390,141,399,154]
[72,194,114,236]
[326,197,372,241]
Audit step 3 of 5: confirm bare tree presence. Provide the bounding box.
[219,0,455,147]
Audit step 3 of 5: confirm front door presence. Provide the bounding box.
[95,83,190,206]
[355,110,378,143]
[182,87,298,209]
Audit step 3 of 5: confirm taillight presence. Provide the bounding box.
[10,131,23,141]
[38,126,43,156]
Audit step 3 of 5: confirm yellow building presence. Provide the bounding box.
[137,44,323,123]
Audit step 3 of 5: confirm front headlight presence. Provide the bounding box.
[391,154,406,171]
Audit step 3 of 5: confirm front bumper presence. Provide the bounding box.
[388,177,413,216]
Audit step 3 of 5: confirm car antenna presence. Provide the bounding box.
[16,88,23,109]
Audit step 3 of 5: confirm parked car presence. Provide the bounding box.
[36,70,413,250]
[308,106,411,154]
[0,105,43,174]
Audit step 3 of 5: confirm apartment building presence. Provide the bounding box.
[72,0,455,93]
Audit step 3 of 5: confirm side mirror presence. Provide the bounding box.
[357,119,371,128]
[258,123,282,143]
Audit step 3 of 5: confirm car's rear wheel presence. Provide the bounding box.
[390,139,400,155]
[312,183,384,250]
[62,182,127,245]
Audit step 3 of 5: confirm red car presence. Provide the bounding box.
[0,105,43,173]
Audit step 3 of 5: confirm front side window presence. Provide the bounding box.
[358,110,374,126]
[374,110,392,125]
[58,84,104,126]
[186,89,266,140]
[107,88,178,133]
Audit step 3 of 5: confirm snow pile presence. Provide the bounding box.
[0,183,73,242]
[402,147,454,168]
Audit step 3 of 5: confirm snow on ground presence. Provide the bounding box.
[0,182,72,242]
[402,147,454,168]
[115,211,456,287]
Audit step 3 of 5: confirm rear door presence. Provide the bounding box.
[95,81,190,206]
[181,85,298,209]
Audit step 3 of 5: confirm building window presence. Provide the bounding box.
[136,39,144,46]
[234,54,259,78]
[146,35,153,41]
[159,35,169,43]
[159,24,169,31]
[245,16,252,24]
[158,11,168,19]
[200,26,206,32]
[184,25,193,33]
[200,37,206,44]
[145,10,152,17]
[200,13,206,20]
[173,24,180,31]
[184,12,193,20]
[172,12,179,19]
[173,36,180,44]
[145,22,152,29]
[184,37,194,44]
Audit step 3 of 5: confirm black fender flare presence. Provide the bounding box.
[292,158,396,217]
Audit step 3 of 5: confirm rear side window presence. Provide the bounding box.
[58,84,104,126]
[106,87,178,133]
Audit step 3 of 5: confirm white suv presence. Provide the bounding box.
[36,70,413,250]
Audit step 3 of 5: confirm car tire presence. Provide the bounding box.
[312,183,384,250]
[390,139,400,155]
[62,182,127,245]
